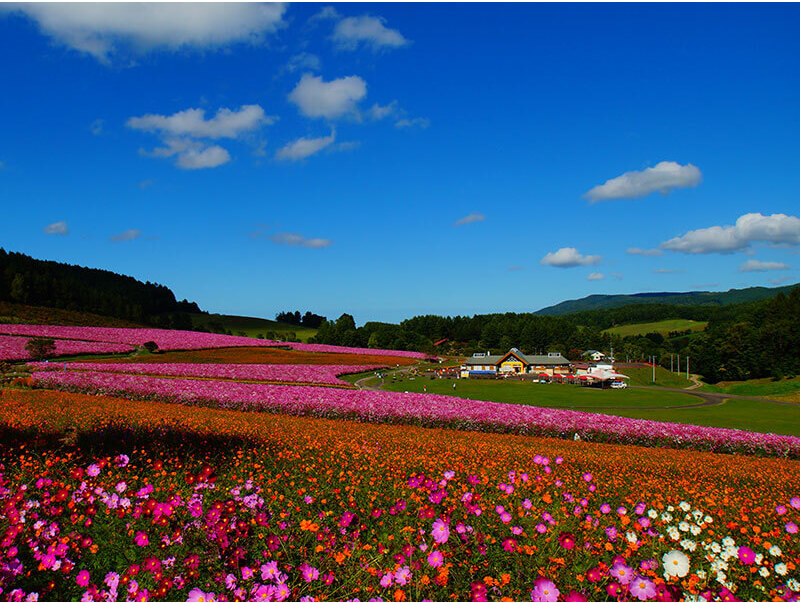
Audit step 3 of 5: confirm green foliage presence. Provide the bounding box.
[24,337,56,361]
[0,248,201,326]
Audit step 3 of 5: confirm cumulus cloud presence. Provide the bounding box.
[367,101,398,120]
[540,247,602,268]
[739,259,791,272]
[332,15,408,51]
[127,105,271,169]
[127,105,272,139]
[110,229,142,242]
[285,52,321,73]
[395,117,430,129]
[661,212,800,254]
[44,221,69,235]
[288,74,367,119]
[584,161,702,202]
[270,232,332,248]
[3,3,287,63]
[626,247,663,256]
[454,213,485,226]
[276,131,336,161]
[587,272,605,281]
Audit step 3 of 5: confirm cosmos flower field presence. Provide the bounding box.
[0,328,798,601]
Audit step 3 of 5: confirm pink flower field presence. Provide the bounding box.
[0,325,433,359]
[28,362,384,386]
[30,369,800,457]
[0,335,133,361]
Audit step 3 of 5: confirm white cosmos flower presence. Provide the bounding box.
[775,563,787,576]
[679,521,690,532]
[680,539,697,551]
[662,550,690,578]
[710,542,722,554]
[679,501,691,512]
[759,567,770,577]
[768,545,782,557]
[648,509,658,519]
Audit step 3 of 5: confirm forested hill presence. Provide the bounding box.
[0,249,200,327]
[535,284,799,315]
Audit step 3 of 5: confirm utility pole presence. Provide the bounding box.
[677,355,680,374]
[670,354,673,372]
[687,357,690,380]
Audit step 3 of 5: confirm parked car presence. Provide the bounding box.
[610,381,627,389]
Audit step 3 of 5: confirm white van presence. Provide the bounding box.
[610,381,627,389]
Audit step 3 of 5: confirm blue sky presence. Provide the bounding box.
[1,3,799,324]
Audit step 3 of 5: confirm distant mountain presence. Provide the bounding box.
[535,283,800,316]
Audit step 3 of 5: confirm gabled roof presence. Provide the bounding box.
[464,354,504,366]
[464,349,570,366]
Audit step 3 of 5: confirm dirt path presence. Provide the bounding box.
[630,385,800,407]
[685,374,704,390]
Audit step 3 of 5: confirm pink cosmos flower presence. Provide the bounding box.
[500,512,512,523]
[427,550,444,568]
[610,561,633,585]
[776,505,787,515]
[134,532,149,547]
[530,579,560,602]
[300,564,319,582]
[380,573,393,588]
[431,519,450,544]
[76,570,90,587]
[785,521,798,534]
[186,588,210,602]
[394,566,411,586]
[738,546,756,564]
[241,566,254,580]
[86,464,100,477]
[629,575,656,601]
[261,561,279,582]
[789,496,800,508]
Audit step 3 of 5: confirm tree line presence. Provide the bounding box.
[311,286,800,383]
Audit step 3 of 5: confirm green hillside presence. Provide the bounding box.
[190,313,317,342]
[536,283,799,316]
[603,319,708,338]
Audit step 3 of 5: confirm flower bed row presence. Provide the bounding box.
[1,389,798,602]
[28,362,384,386]
[29,370,800,457]
[0,335,133,362]
[0,324,433,359]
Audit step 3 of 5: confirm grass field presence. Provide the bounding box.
[702,375,800,398]
[378,375,800,436]
[623,365,695,387]
[190,312,318,342]
[603,318,708,337]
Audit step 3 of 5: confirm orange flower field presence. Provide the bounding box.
[1,388,798,602]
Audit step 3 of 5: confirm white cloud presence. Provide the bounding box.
[110,229,142,242]
[4,3,286,63]
[661,212,800,254]
[587,272,605,281]
[769,276,792,285]
[584,161,702,202]
[611,273,624,279]
[288,74,367,120]
[395,117,430,129]
[127,105,272,139]
[739,259,791,272]
[270,232,332,248]
[127,105,270,169]
[139,138,231,170]
[653,268,686,274]
[332,15,408,51]
[90,119,104,135]
[626,247,663,256]
[44,221,68,235]
[285,52,321,73]
[454,213,485,226]
[176,145,230,170]
[367,101,398,120]
[276,131,336,161]
[540,247,602,268]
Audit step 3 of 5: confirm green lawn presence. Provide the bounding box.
[379,376,800,436]
[702,376,800,397]
[623,366,695,388]
[189,313,317,342]
[603,319,708,338]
